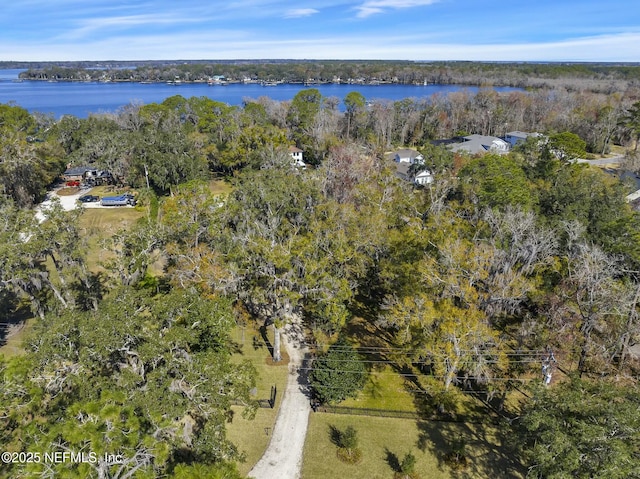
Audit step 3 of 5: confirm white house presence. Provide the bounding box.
[288,146,306,168]
[391,148,433,186]
[413,169,434,186]
[395,162,434,186]
[394,148,424,164]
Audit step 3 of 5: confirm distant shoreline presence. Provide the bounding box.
[13,77,449,87]
[11,60,640,94]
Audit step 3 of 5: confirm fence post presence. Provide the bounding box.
[270,385,277,408]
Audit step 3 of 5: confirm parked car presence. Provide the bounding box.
[78,194,100,203]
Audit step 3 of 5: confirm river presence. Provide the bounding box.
[0,69,521,119]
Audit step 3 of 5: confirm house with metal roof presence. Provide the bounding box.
[448,134,509,155]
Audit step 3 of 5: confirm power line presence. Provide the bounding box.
[312,343,552,356]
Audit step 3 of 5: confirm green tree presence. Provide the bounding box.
[287,88,323,163]
[384,293,504,411]
[0,103,37,135]
[299,199,379,336]
[619,100,640,152]
[288,88,322,134]
[458,154,533,210]
[310,337,368,405]
[0,196,94,318]
[220,165,320,361]
[0,129,63,207]
[516,377,640,479]
[133,126,208,193]
[343,91,366,139]
[399,451,418,478]
[537,163,640,261]
[102,220,164,287]
[333,425,362,464]
[1,288,256,479]
[548,131,587,162]
[160,180,228,292]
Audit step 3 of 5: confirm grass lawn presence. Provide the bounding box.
[0,315,35,359]
[302,413,524,479]
[339,317,492,422]
[78,205,144,231]
[57,186,81,196]
[77,207,146,272]
[225,322,290,477]
[607,144,626,156]
[340,365,419,411]
[87,185,137,197]
[209,179,233,197]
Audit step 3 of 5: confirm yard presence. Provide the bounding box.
[302,412,524,479]
[0,309,35,359]
[77,207,147,272]
[225,322,290,477]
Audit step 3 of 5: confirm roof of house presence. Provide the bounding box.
[449,134,509,155]
[63,166,96,176]
[394,148,422,160]
[505,131,531,138]
[396,162,411,179]
[431,137,464,147]
[395,162,432,181]
[288,146,303,153]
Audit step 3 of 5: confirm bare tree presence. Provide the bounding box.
[564,243,626,375]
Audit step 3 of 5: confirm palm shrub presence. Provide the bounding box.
[334,425,362,464]
[394,451,419,479]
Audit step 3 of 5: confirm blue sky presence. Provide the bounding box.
[1,0,638,61]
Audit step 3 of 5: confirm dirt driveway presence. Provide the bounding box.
[35,187,132,222]
[248,322,312,479]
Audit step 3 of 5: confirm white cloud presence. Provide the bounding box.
[59,13,201,40]
[355,0,439,18]
[1,25,639,63]
[284,8,320,18]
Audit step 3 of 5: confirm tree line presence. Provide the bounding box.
[17,60,640,93]
[3,81,640,210]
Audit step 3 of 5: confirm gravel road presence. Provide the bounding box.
[248,321,312,479]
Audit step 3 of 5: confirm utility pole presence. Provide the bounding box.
[541,348,556,386]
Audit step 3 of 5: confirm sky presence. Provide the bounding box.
[1,0,639,62]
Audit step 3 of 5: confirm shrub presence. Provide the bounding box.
[310,337,368,405]
[333,425,362,464]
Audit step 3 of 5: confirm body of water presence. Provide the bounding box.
[0,69,521,118]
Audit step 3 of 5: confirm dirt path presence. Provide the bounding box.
[248,321,311,479]
[35,188,81,222]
